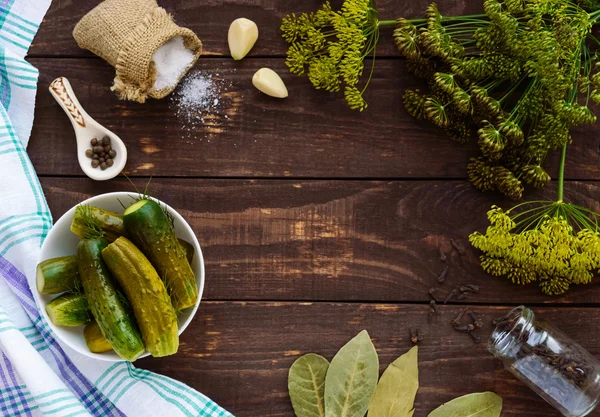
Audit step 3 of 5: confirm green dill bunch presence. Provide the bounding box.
[394,0,600,199]
[281,0,393,111]
[470,202,600,295]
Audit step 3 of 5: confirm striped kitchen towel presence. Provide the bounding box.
[0,1,234,416]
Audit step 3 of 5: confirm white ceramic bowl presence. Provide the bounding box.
[33,192,205,361]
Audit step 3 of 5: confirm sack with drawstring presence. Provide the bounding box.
[73,0,202,103]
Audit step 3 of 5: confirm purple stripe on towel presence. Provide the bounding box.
[0,353,9,387]
[0,255,35,301]
[0,255,125,417]
[0,255,39,318]
[2,353,33,417]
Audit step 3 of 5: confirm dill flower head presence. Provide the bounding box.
[394,0,600,199]
[468,157,496,191]
[470,202,600,295]
[281,0,384,111]
[403,89,427,119]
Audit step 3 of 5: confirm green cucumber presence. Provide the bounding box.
[71,205,194,264]
[84,322,113,353]
[36,256,80,294]
[102,237,179,357]
[179,238,195,265]
[45,293,90,327]
[77,238,145,361]
[123,199,198,310]
[71,206,125,242]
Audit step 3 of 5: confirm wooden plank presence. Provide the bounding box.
[28,58,598,180]
[32,0,483,57]
[136,301,600,417]
[41,177,600,304]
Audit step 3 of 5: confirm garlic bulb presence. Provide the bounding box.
[252,68,288,98]
[228,18,259,60]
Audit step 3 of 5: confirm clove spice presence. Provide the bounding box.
[493,312,517,329]
[468,331,480,343]
[469,311,483,328]
[439,247,447,262]
[460,284,479,293]
[492,313,511,326]
[437,266,449,284]
[428,309,435,324]
[410,328,423,345]
[455,283,479,301]
[454,323,476,333]
[451,308,468,327]
[444,288,459,304]
[493,310,596,415]
[428,288,439,302]
[456,292,469,301]
[450,238,466,255]
[452,308,482,344]
[428,300,440,323]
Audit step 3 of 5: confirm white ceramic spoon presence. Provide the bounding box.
[49,77,127,181]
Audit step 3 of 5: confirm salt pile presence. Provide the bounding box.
[170,70,233,137]
[152,36,195,91]
[177,73,215,112]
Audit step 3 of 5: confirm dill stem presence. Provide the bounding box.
[590,9,600,22]
[557,143,567,203]
[409,13,488,24]
[377,20,397,27]
[511,204,553,221]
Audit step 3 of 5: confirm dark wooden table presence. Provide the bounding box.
[27,1,600,416]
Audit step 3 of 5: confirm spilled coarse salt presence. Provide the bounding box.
[152,36,195,91]
[170,70,234,137]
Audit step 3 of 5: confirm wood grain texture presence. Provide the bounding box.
[136,301,600,417]
[28,58,600,179]
[32,0,483,58]
[28,1,600,415]
[41,177,600,304]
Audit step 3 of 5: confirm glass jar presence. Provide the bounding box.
[488,306,600,417]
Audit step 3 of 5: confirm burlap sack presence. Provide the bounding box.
[73,0,202,103]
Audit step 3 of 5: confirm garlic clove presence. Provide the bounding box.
[252,68,289,98]
[228,18,259,60]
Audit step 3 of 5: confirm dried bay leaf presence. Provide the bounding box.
[428,392,503,417]
[367,346,419,417]
[288,354,330,417]
[325,330,379,417]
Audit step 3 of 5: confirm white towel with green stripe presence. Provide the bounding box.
[0,1,234,416]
